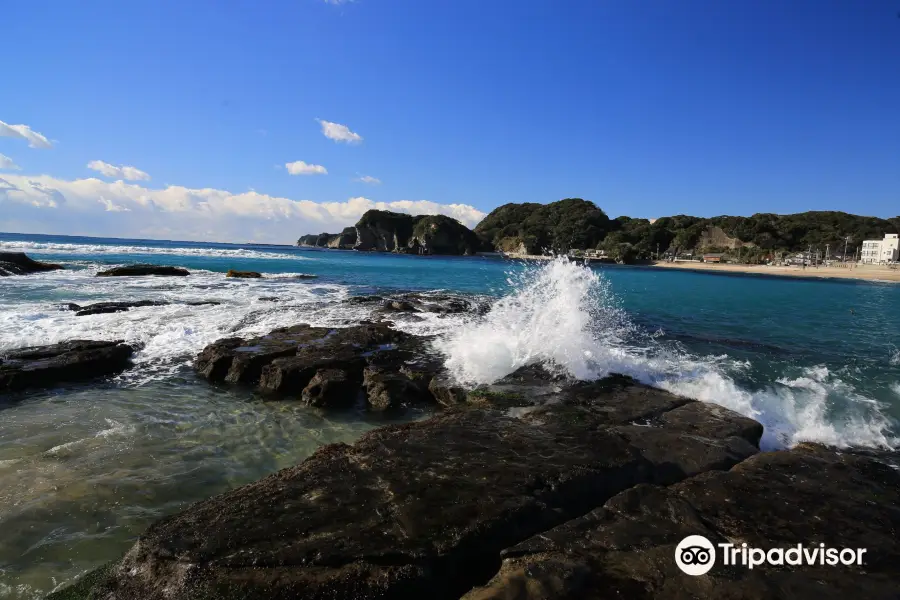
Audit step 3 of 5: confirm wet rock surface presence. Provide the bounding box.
[0,340,135,392]
[195,323,439,411]
[96,264,190,277]
[464,444,900,600]
[50,324,900,600]
[60,300,220,316]
[342,293,489,317]
[0,251,63,276]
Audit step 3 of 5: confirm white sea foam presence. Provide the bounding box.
[0,240,310,261]
[0,267,351,383]
[438,258,898,451]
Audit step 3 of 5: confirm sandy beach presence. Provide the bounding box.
[650,260,900,283]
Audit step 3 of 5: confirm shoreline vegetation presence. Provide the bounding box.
[298,199,900,273]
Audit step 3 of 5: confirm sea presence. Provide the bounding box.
[1,231,899,598]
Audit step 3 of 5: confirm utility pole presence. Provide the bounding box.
[825,243,829,265]
[843,236,850,262]
[656,243,659,260]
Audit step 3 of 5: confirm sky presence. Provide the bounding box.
[2,0,899,244]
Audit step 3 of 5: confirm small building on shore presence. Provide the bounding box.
[860,233,899,264]
[702,253,725,263]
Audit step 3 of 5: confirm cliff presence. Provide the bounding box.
[296,227,357,249]
[352,210,486,255]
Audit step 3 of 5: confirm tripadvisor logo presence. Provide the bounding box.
[675,535,867,576]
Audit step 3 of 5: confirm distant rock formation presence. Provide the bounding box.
[297,212,486,256]
[353,210,487,255]
[296,227,357,249]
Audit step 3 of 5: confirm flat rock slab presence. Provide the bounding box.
[96,265,190,277]
[464,444,900,600]
[0,340,134,392]
[52,393,760,599]
[0,252,63,276]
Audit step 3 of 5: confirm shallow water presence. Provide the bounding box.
[1,232,899,597]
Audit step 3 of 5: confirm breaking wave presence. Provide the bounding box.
[438,258,898,451]
[0,240,310,261]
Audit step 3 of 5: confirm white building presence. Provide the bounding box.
[860,233,899,264]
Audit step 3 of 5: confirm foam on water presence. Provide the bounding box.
[0,267,351,383]
[438,258,898,451]
[0,240,310,261]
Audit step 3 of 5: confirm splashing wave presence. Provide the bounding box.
[437,258,898,450]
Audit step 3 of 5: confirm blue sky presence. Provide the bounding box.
[2,0,899,242]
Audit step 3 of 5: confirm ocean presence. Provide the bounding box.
[1,231,899,598]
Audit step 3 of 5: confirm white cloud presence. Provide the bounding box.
[355,175,381,185]
[0,174,486,243]
[98,196,131,212]
[285,160,328,176]
[0,120,53,149]
[0,154,20,170]
[317,119,362,144]
[87,160,151,181]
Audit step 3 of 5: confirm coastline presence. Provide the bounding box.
[649,260,900,283]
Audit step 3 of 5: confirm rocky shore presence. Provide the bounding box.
[44,312,900,599]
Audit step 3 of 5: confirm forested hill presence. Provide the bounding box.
[474,199,900,262]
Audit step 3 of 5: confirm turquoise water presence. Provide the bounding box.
[1,232,899,597]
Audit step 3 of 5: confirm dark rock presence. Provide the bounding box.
[301,368,362,408]
[195,323,428,408]
[292,273,318,279]
[383,300,419,313]
[257,296,282,302]
[464,443,900,600]
[73,300,168,316]
[363,366,431,411]
[0,252,63,276]
[62,300,220,316]
[59,390,764,599]
[520,375,695,428]
[0,340,134,392]
[343,295,385,305]
[96,265,189,277]
[226,270,262,278]
[428,374,470,407]
[195,324,321,385]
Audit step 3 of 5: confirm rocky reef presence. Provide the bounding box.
[47,319,900,599]
[0,251,63,276]
[0,340,135,392]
